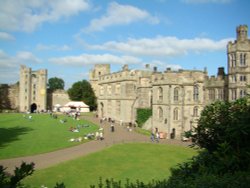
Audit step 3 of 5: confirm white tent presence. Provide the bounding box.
[62,101,90,113]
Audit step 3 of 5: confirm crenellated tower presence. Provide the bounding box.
[227,25,250,101]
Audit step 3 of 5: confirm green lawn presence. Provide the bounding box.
[23,143,197,188]
[0,113,99,159]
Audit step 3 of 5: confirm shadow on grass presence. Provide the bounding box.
[0,127,33,148]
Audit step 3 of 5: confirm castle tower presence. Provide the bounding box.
[89,64,110,96]
[227,25,250,101]
[19,65,47,112]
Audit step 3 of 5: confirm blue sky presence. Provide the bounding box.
[0,0,249,89]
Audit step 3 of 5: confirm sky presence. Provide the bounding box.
[0,0,250,89]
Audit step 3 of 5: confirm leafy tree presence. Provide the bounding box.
[0,162,34,188]
[68,80,97,110]
[48,77,65,92]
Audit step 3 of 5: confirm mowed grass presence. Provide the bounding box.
[23,143,197,188]
[0,113,99,159]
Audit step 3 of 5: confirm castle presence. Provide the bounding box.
[89,25,250,139]
[0,25,249,140]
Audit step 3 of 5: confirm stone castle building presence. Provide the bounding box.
[19,65,47,112]
[89,25,250,139]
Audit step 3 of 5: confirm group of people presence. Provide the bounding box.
[95,129,104,141]
[151,127,160,143]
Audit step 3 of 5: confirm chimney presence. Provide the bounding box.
[153,66,157,72]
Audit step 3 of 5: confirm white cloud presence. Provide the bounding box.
[0,50,42,83]
[36,44,71,51]
[0,32,15,41]
[49,53,143,66]
[182,0,232,4]
[0,0,90,32]
[16,51,42,64]
[84,2,159,33]
[87,36,233,56]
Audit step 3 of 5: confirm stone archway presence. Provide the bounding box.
[30,103,37,113]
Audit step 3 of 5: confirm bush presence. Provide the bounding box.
[136,108,152,128]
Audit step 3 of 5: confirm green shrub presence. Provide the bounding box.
[136,108,152,128]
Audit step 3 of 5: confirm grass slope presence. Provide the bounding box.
[0,113,99,159]
[23,143,197,188]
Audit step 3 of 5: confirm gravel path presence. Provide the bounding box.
[0,114,191,174]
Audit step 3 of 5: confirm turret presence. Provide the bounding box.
[236,25,248,42]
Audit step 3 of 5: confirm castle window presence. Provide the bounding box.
[115,84,121,95]
[158,107,163,121]
[231,89,237,100]
[174,87,179,102]
[193,107,198,117]
[240,75,246,82]
[240,53,246,66]
[240,90,246,98]
[158,87,163,102]
[193,85,199,101]
[100,86,104,96]
[209,89,215,100]
[173,108,179,120]
[107,85,112,95]
[232,53,236,67]
[218,89,224,100]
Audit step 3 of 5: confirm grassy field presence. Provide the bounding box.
[0,113,99,159]
[23,143,197,188]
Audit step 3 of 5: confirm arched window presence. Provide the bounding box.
[209,89,215,100]
[240,90,246,98]
[240,53,247,66]
[232,53,236,67]
[218,89,224,100]
[158,107,163,121]
[174,87,179,102]
[193,85,199,101]
[173,108,179,120]
[193,106,198,117]
[158,87,163,102]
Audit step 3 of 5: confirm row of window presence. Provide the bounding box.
[208,89,224,100]
[229,53,247,67]
[231,89,247,100]
[230,75,247,83]
[158,86,199,102]
[100,84,121,96]
[157,106,199,121]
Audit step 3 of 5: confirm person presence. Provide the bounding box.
[150,130,155,142]
[95,131,100,140]
[100,132,104,140]
[155,132,160,143]
[111,123,115,132]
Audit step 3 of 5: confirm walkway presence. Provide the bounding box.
[0,114,191,174]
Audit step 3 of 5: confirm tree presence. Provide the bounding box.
[48,77,65,92]
[68,80,97,110]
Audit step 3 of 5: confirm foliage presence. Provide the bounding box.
[166,96,250,187]
[0,162,34,188]
[0,84,11,111]
[136,108,152,128]
[68,80,97,110]
[48,77,65,92]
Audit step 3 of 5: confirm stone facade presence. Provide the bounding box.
[19,65,47,112]
[90,25,250,139]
